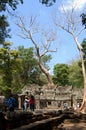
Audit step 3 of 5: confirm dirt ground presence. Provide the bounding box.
[57,120,86,130]
[1,108,86,130]
[53,110,86,130]
[35,108,86,130]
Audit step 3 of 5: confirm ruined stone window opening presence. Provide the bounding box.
[48,101,51,105]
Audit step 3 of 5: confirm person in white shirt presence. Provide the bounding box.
[23,96,29,111]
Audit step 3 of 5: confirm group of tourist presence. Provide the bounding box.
[0,91,35,113]
[23,94,35,111]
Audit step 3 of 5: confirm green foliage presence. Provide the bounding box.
[68,60,83,88]
[0,15,11,43]
[40,74,48,85]
[0,44,50,94]
[0,0,23,44]
[18,46,38,84]
[0,42,22,93]
[81,39,86,69]
[28,66,48,86]
[18,46,50,85]
[0,0,23,40]
[81,13,86,28]
[53,64,69,86]
[82,39,86,59]
[0,0,23,95]
[39,0,56,6]
[41,55,52,70]
[53,61,83,88]
[18,46,48,86]
[0,0,23,11]
[0,43,12,88]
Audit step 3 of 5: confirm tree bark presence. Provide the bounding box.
[30,36,54,88]
[74,36,86,113]
[37,46,54,88]
[38,62,54,88]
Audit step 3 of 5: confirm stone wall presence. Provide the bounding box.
[18,85,83,110]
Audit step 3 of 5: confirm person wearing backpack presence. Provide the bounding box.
[8,94,16,112]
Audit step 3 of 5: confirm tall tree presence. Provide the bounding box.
[0,0,23,43]
[0,42,22,93]
[0,0,23,94]
[54,4,86,112]
[16,16,57,87]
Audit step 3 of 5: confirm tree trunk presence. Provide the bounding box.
[74,37,86,113]
[38,62,54,88]
[79,48,86,113]
[36,46,54,88]
[28,31,55,88]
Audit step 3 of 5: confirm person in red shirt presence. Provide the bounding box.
[29,95,35,111]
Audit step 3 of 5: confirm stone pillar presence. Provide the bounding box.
[35,99,40,109]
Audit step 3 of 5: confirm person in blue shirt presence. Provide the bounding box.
[8,94,16,112]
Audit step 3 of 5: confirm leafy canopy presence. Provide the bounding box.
[0,15,10,43]
[81,13,86,29]
[0,0,23,11]
[81,39,86,59]
[68,60,83,88]
[53,64,69,86]
[39,0,56,6]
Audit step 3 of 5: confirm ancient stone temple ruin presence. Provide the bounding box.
[18,84,83,109]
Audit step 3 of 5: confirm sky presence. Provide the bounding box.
[7,0,86,74]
